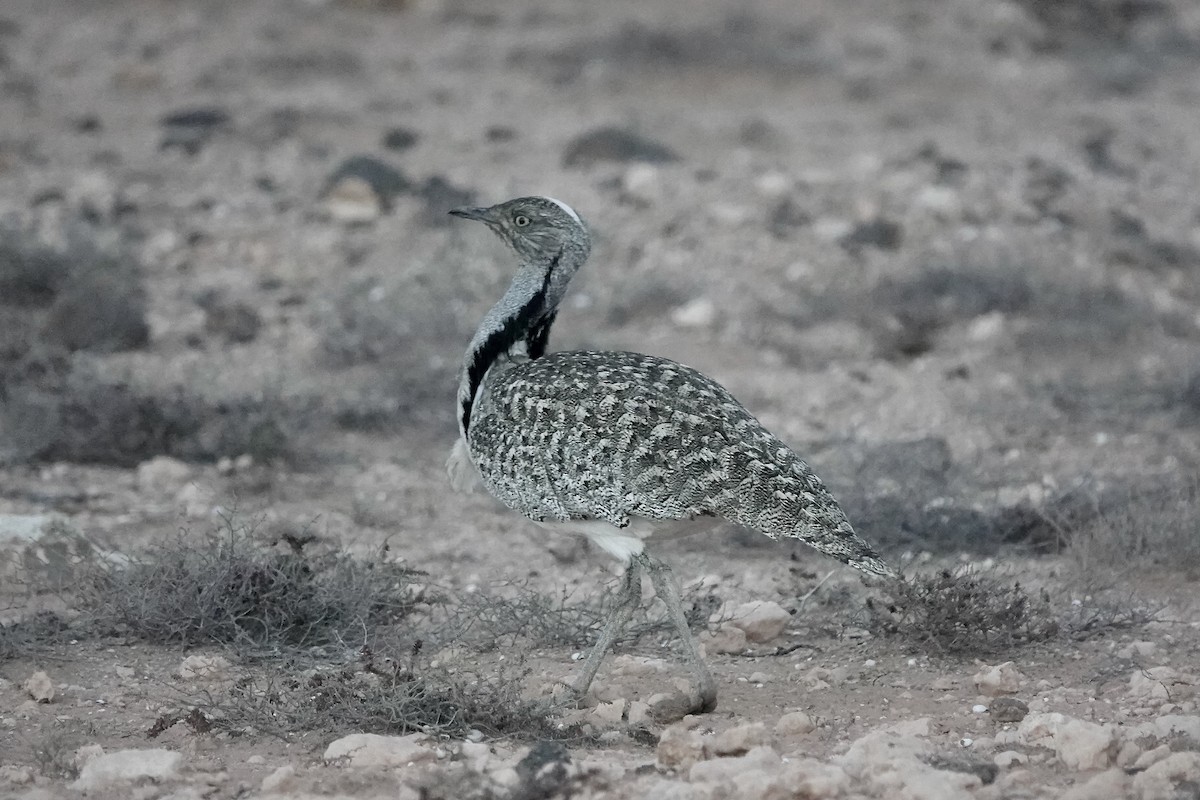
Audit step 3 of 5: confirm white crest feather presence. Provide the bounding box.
[545,197,582,226]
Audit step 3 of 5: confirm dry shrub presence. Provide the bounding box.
[1061,481,1200,576]
[170,649,577,741]
[79,518,421,651]
[867,570,1059,655]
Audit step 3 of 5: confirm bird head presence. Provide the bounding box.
[449,196,588,263]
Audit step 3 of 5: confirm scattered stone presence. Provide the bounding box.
[321,155,411,222]
[0,765,34,785]
[1117,640,1157,660]
[839,217,903,252]
[324,175,384,223]
[656,718,706,770]
[620,163,663,206]
[136,456,192,493]
[562,126,679,167]
[381,126,418,151]
[689,745,780,789]
[71,748,182,792]
[22,671,54,703]
[485,125,516,142]
[973,661,1024,696]
[160,107,230,154]
[514,741,571,798]
[1131,752,1200,799]
[670,297,716,329]
[1018,713,1115,771]
[994,750,1027,768]
[931,676,957,691]
[198,292,262,344]
[260,764,296,793]
[1060,768,1131,800]
[323,733,435,768]
[775,710,816,736]
[590,699,626,726]
[177,655,231,681]
[708,723,770,757]
[748,671,771,685]
[700,623,747,654]
[990,697,1030,723]
[1129,667,1198,701]
[728,600,791,643]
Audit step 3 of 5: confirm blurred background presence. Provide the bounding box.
[1,0,1198,564]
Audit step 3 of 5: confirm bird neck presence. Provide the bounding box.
[457,239,588,438]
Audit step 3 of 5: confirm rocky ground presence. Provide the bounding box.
[2,0,1200,797]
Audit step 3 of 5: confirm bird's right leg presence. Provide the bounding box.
[571,558,642,702]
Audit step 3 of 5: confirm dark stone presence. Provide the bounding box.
[768,198,811,239]
[562,126,679,167]
[160,107,231,155]
[515,741,571,797]
[72,115,102,134]
[839,218,903,253]
[323,155,413,208]
[989,697,1029,723]
[199,294,262,344]
[486,125,517,142]
[923,753,998,785]
[382,127,419,151]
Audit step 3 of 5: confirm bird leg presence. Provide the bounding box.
[637,553,718,715]
[571,558,642,702]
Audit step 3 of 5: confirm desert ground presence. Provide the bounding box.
[2,0,1200,798]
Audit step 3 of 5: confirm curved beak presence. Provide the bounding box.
[449,206,495,223]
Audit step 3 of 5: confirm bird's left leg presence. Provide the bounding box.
[637,552,718,715]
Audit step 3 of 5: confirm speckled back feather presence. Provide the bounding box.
[468,350,894,577]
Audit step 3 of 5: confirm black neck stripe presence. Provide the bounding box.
[460,252,559,435]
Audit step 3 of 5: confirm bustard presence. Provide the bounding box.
[449,196,896,715]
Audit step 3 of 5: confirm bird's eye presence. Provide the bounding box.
[514,214,530,227]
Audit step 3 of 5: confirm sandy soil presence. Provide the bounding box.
[2,0,1200,797]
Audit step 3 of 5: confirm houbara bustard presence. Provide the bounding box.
[448,196,896,716]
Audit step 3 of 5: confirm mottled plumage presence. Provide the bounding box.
[449,196,895,716]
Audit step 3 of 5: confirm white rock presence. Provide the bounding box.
[1117,640,1157,660]
[700,623,747,655]
[748,671,771,685]
[1018,713,1114,771]
[22,671,54,703]
[1059,768,1131,800]
[708,722,770,757]
[657,719,706,770]
[973,661,1024,696]
[74,744,104,770]
[324,176,382,223]
[689,745,780,786]
[837,719,978,800]
[1129,667,1198,701]
[323,733,435,768]
[136,456,191,493]
[177,655,231,680]
[71,748,182,792]
[754,171,793,200]
[728,600,791,643]
[0,765,34,785]
[590,699,626,725]
[670,297,717,329]
[775,711,816,736]
[621,164,662,206]
[1131,752,1200,800]
[260,765,296,793]
[459,741,490,773]
[1055,718,1115,771]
